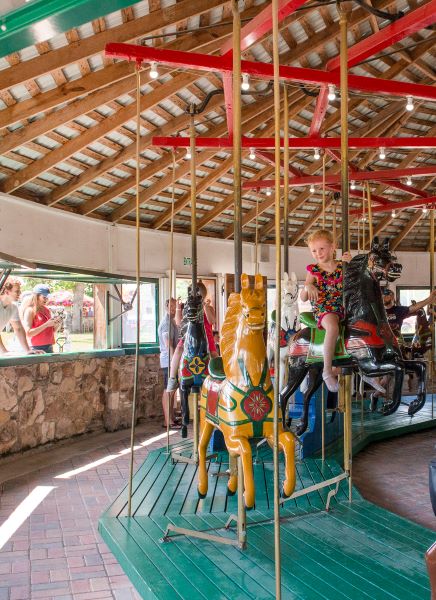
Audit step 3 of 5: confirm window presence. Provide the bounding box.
[121,281,158,345]
[398,287,430,335]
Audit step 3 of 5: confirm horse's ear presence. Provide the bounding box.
[383,238,390,251]
[290,272,297,282]
[254,273,263,290]
[241,273,250,289]
[371,237,380,252]
[283,272,289,284]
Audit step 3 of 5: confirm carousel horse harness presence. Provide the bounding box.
[179,290,210,437]
[197,274,296,509]
[280,238,409,436]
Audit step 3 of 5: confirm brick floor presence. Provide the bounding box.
[0,421,183,600]
[0,421,435,599]
[353,428,436,532]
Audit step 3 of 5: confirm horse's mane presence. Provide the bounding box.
[220,292,241,374]
[343,253,368,317]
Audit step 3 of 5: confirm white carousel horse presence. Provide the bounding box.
[267,271,300,391]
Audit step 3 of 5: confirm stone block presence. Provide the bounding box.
[38,363,49,379]
[17,375,33,395]
[51,368,63,385]
[0,378,18,411]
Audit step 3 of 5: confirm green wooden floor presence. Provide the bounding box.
[99,424,434,599]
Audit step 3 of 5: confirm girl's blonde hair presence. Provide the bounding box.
[306,229,334,246]
[19,293,38,322]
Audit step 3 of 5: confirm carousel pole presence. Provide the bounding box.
[366,182,373,247]
[255,197,260,275]
[189,105,201,464]
[127,64,142,517]
[272,0,282,596]
[166,152,176,454]
[321,154,326,463]
[283,85,290,275]
[430,209,435,419]
[231,0,246,550]
[339,1,353,502]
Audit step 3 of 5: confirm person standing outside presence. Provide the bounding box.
[0,277,39,355]
[21,284,62,353]
[158,297,181,427]
[382,287,436,345]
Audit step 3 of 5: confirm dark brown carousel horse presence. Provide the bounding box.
[280,238,409,436]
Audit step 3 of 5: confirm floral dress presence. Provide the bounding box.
[307,262,344,328]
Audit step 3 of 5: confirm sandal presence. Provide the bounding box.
[322,371,339,393]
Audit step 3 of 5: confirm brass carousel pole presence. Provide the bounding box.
[430,209,435,419]
[283,85,290,275]
[272,0,282,596]
[166,152,176,454]
[321,154,326,462]
[232,0,246,549]
[127,64,142,517]
[189,105,200,464]
[366,182,373,247]
[339,1,353,502]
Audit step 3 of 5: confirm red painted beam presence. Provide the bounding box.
[220,0,309,55]
[152,136,436,149]
[105,44,436,101]
[241,167,436,188]
[327,0,436,71]
[351,196,436,216]
[309,84,329,138]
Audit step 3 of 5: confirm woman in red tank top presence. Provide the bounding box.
[21,284,61,353]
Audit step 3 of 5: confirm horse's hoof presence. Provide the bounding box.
[369,393,378,412]
[296,423,306,437]
[245,504,254,511]
[226,487,236,497]
[197,490,207,499]
[181,425,188,438]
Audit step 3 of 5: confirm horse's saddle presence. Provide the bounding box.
[299,312,351,364]
[208,356,226,380]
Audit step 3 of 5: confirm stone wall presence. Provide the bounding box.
[0,353,163,456]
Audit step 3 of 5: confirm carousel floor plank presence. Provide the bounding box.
[99,438,433,599]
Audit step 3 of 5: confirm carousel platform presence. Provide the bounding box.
[99,431,434,599]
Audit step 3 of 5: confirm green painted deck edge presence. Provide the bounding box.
[0,347,158,367]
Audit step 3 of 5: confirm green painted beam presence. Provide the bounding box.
[0,0,144,59]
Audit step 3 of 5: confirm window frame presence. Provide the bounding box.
[120,278,160,350]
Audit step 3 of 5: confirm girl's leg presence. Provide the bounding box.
[321,313,340,392]
[167,344,183,391]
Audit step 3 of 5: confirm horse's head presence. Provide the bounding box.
[240,273,266,331]
[369,237,402,282]
[184,286,204,322]
[282,272,299,308]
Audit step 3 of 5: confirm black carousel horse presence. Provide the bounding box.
[280,238,416,436]
[178,286,210,438]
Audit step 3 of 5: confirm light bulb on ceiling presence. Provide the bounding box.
[241,73,250,91]
[185,148,192,160]
[149,62,159,79]
[379,147,386,160]
[406,176,412,186]
[266,188,272,196]
[249,148,256,160]
[406,95,414,112]
[391,210,397,218]
[423,207,429,215]
[0,23,6,32]
[310,184,315,193]
[350,180,356,190]
[327,84,336,101]
[314,148,320,160]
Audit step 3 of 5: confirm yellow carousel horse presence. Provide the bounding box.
[198,273,296,509]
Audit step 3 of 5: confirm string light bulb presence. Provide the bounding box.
[406,176,412,186]
[149,62,159,79]
[266,187,272,196]
[327,84,336,101]
[241,73,250,91]
[310,184,315,193]
[379,147,386,160]
[350,180,356,190]
[406,96,414,111]
[185,148,192,160]
[249,148,256,160]
[0,23,6,32]
[314,148,320,160]
[423,207,428,215]
[391,209,397,218]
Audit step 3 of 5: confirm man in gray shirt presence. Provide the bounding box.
[158,298,180,426]
[0,277,37,355]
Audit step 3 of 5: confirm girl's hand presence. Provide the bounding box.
[342,251,352,263]
[305,283,318,302]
